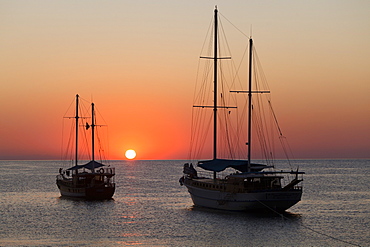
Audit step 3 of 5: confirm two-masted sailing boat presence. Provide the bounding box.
[180,8,304,212]
[56,94,115,200]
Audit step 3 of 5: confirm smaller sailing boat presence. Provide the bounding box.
[56,94,115,200]
[180,7,304,212]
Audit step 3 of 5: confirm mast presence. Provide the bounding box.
[247,38,253,172]
[91,103,95,163]
[197,7,232,178]
[213,7,218,161]
[230,38,270,170]
[212,7,218,179]
[75,94,79,167]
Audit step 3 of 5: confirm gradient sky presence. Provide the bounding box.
[1,1,369,160]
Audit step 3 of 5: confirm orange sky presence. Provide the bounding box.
[1,1,369,160]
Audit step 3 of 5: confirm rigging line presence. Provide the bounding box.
[93,105,109,162]
[68,122,74,163]
[254,77,272,161]
[94,105,108,126]
[252,58,273,163]
[199,14,214,59]
[190,27,217,159]
[253,52,270,104]
[189,105,202,159]
[189,110,195,159]
[231,42,249,156]
[81,124,90,161]
[268,102,294,165]
[220,20,248,110]
[68,122,75,162]
[218,12,249,38]
[219,18,243,159]
[192,99,209,154]
[194,41,207,104]
[238,101,248,158]
[218,67,234,158]
[254,45,286,165]
[79,103,90,161]
[252,109,271,164]
[283,135,295,161]
[194,21,214,106]
[252,94,266,157]
[62,95,77,119]
[63,118,75,163]
[218,109,233,159]
[267,100,292,165]
[200,113,213,158]
[196,58,213,105]
[190,107,212,160]
[60,116,65,163]
[253,46,272,106]
[280,137,293,168]
[218,17,236,86]
[188,108,196,160]
[105,125,110,162]
[229,108,243,158]
[266,100,276,164]
[249,196,363,247]
[196,114,213,159]
[230,42,248,93]
[191,106,202,154]
[95,127,104,162]
[237,88,251,158]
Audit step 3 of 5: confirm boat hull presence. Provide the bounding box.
[184,180,302,212]
[56,180,115,200]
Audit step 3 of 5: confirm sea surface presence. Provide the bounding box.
[0,159,369,247]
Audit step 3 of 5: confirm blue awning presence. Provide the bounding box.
[197,159,267,172]
[67,160,105,171]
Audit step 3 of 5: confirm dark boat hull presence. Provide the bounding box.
[184,178,302,212]
[56,180,115,200]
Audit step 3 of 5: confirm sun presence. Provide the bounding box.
[125,149,137,160]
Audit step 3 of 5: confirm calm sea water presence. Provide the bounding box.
[0,159,369,246]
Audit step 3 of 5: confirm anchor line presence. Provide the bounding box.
[252,196,363,247]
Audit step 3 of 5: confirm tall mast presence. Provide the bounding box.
[213,7,218,162]
[91,103,95,163]
[247,38,253,172]
[75,94,79,167]
[231,38,270,170]
[211,7,219,179]
[197,7,232,178]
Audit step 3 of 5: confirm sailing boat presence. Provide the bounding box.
[180,7,304,211]
[56,94,115,200]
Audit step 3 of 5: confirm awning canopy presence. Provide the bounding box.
[197,159,268,172]
[67,160,105,171]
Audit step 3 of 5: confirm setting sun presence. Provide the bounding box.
[125,149,137,160]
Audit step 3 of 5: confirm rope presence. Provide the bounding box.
[252,197,363,247]
[219,12,249,38]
